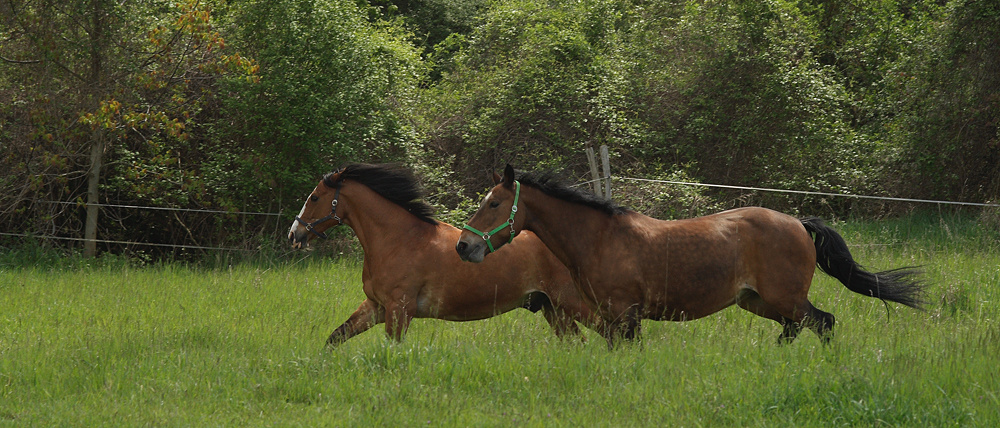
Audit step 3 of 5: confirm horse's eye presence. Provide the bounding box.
[489,201,500,209]
[310,195,319,202]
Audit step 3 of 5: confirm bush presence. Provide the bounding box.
[418,0,639,194]
[216,0,427,216]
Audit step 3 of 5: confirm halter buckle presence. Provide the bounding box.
[331,199,342,224]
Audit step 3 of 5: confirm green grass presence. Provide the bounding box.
[2,214,999,426]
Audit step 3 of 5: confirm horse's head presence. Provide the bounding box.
[288,170,347,249]
[456,164,524,263]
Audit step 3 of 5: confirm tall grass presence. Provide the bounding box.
[1,214,998,426]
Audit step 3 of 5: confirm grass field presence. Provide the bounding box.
[2,214,999,426]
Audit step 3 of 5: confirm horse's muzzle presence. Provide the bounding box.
[288,227,309,249]
[455,236,486,263]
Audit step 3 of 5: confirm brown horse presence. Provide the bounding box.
[456,165,926,348]
[288,163,596,347]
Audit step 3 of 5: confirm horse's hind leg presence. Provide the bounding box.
[743,292,836,344]
[801,303,835,344]
[737,289,804,344]
[774,316,803,344]
[327,299,385,348]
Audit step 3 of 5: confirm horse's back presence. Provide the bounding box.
[709,207,816,274]
[662,207,815,280]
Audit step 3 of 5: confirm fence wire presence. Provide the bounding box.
[35,200,283,216]
[7,174,999,252]
[616,176,1000,208]
[0,231,259,252]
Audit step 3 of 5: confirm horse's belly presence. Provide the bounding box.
[642,277,745,321]
[415,284,526,321]
[644,301,732,321]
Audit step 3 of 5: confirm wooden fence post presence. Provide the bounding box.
[84,131,104,257]
[600,145,611,200]
[586,146,603,196]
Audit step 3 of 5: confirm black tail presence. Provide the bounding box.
[800,217,927,309]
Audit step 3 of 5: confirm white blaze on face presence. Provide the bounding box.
[288,196,311,239]
[482,190,494,208]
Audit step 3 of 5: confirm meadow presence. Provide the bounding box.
[2,214,999,426]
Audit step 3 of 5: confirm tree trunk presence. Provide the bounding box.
[84,0,105,258]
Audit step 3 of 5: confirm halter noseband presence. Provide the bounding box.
[463,181,520,253]
[294,183,342,240]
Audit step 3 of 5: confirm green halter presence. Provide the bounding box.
[463,181,521,253]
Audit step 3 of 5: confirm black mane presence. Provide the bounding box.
[324,163,438,225]
[517,170,627,216]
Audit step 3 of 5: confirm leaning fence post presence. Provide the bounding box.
[586,146,603,196]
[600,145,611,200]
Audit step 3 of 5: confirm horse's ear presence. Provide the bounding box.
[502,164,515,189]
[491,170,502,185]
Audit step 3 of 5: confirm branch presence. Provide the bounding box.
[0,54,41,64]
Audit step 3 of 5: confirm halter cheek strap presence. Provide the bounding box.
[463,181,520,253]
[294,185,342,240]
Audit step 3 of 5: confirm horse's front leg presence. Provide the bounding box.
[327,299,385,349]
[545,307,583,337]
[603,304,642,350]
[540,295,593,341]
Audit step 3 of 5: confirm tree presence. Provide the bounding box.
[418,0,637,191]
[879,0,1000,201]
[1,0,256,255]
[419,0,870,210]
[209,0,425,217]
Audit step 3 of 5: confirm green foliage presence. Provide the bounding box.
[612,166,725,220]
[624,1,869,201]
[799,0,925,90]
[0,235,151,271]
[364,0,491,81]
[214,0,426,214]
[419,0,640,193]
[877,0,1000,201]
[3,0,998,256]
[405,146,479,226]
[0,0,257,251]
[419,0,910,212]
[97,1,258,207]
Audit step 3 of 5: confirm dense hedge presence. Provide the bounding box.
[1,0,996,256]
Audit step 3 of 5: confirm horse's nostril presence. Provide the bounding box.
[456,241,467,253]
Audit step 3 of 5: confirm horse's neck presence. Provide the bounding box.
[523,190,617,273]
[342,187,434,258]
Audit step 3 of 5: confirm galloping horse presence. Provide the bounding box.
[289,163,596,347]
[456,165,926,348]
